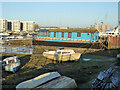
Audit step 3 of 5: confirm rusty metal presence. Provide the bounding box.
[108,36,120,49]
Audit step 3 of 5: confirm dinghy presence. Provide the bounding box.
[16,72,61,89]
[2,56,20,73]
[43,49,81,61]
[16,72,77,89]
[35,76,77,89]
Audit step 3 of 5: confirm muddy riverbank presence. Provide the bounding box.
[2,39,32,47]
[2,47,120,89]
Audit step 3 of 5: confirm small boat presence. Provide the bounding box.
[35,76,77,89]
[16,72,61,89]
[43,49,81,62]
[117,53,120,60]
[16,72,77,89]
[2,56,21,73]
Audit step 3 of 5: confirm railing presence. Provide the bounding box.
[37,37,90,42]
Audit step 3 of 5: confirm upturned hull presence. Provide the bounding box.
[16,72,77,89]
[16,72,61,89]
[43,53,81,61]
[36,76,77,88]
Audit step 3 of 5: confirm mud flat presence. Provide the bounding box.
[2,39,32,47]
[1,45,120,89]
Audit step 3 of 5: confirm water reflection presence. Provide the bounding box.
[82,57,116,61]
[0,44,33,54]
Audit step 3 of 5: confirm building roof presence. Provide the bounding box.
[39,29,49,32]
[48,29,98,33]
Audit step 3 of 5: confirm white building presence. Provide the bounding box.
[7,20,13,32]
[21,21,28,32]
[14,20,21,32]
[21,21,35,33]
[27,21,35,33]
[0,19,7,32]
[1,19,35,33]
[7,20,21,33]
[90,24,111,31]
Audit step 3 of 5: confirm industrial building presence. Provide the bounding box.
[89,24,111,31]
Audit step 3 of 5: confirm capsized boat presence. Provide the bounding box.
[16,72,77,89]
[36,76,77,89]
[43,49,81,61]
[2,56,21,73]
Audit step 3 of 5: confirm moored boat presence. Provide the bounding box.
[43,49,81,62]
[2,56,21,73]
[34,28,101,48]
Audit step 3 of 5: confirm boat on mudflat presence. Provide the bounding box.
[16,72,77,89]
[43,49,81,62]
[33,28,103,49]
[2,56,21,73]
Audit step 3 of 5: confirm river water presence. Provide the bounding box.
[0,40,33,55]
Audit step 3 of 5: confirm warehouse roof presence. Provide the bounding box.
[48,29,98,33]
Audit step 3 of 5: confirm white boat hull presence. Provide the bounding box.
[16,72,77,89]
[3,62,20,73]
[43,52,81,61]
[16,72,61,89]
[2,57,21,73]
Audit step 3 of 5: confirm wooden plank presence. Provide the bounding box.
[92,67,115,89]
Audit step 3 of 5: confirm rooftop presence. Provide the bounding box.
[49,29,98,33]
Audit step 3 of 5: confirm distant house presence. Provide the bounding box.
[36,29,99,43]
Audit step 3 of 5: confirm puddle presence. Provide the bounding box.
[82,56,116,62]
[82,58,91,61]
